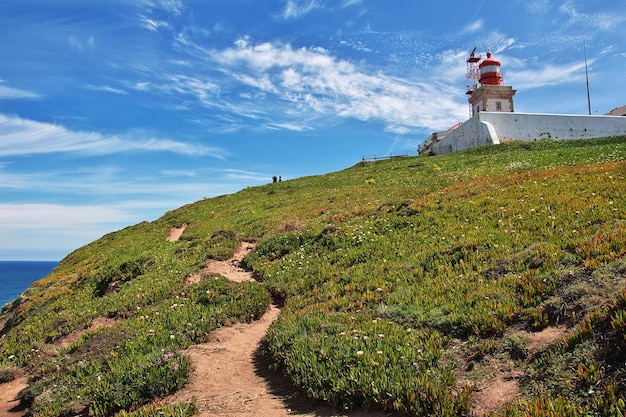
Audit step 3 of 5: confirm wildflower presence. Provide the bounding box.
[377,334,385,338]
[172,365,179,371]
[356,351,364,356]
[377,351,383,355]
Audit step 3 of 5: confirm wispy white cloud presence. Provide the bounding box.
[559,1,626,31]
[0,204,134,229]
[132,0,183,16]
[518,0,551,15]
[493,38,517,54]
[282,0,322,18]
[139,16,171,32]
[164,74,220,101]
[471,0,488,20]
[222,168,267,181]
[213,38,467,132]
[159,0,183,15]
[462,19,484,34]
[69,34,95,50]
[83,84,128,95]
[0,114,225,158]
[135,81,152,91]
[268,122,312,131]
[339,40,373,53]
[507,59,591,89]
[161,168,268,183]
[0,164,240,204]
[161,169,198,178]
[0,85,43,100]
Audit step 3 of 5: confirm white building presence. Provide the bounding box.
[419,50,626,155]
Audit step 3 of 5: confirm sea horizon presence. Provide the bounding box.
[0,260,59,309]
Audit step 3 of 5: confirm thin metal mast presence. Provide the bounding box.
[584,41,591,115]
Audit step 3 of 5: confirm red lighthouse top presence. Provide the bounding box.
[478,52,503,86]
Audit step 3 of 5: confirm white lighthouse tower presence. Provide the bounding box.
[466,50,516,116]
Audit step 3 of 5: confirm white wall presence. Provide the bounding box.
[429,112,626,155]
[430,114,499,154]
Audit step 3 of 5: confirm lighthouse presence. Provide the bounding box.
[419,48,626,156]
[467,50,516,116]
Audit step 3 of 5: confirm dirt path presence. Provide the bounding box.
[166,240,394,417]
[469,325,569,416]
[186,241,258,284]
[0,238,393,416]
[166,224,188,242]
[470,370,524,417]
[0,376,28,417]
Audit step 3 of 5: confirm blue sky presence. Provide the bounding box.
[1,0,625,261]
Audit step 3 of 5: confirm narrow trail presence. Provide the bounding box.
[165,239,394,417]
[0,377,28,417]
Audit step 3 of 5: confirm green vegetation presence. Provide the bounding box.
[1,136,625,416]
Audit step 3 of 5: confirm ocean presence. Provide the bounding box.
[0,261,59,309]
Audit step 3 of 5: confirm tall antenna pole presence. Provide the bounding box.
[584,40,591,115]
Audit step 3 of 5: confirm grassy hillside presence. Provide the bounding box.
[1,136,625,416]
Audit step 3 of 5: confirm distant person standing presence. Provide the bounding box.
[272,176,277,183]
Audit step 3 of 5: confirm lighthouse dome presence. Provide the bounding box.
[478,52,503,85]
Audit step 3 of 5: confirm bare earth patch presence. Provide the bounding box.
[166,224,188,242]
[469,325,570,416]
[187,241,258,284]
[525,325,568,352]
[471,370,524,417]
[55,316,120,350]
[0,376,28,417]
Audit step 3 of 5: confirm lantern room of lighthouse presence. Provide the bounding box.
[466,50,516,116]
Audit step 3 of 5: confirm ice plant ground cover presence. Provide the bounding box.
[1,136,625,416]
